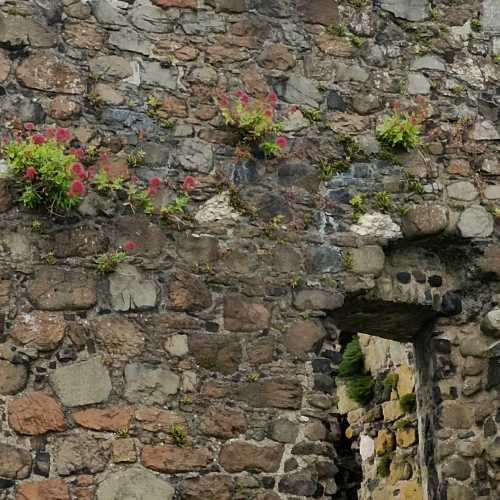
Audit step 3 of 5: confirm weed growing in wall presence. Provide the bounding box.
[376,97,428,151]
[338,336,375,404]
[1,124,87,213]
[216,90,288,159]
[96,241,136,274]
[399,393,417,413]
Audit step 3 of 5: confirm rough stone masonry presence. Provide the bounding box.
[0,0,500,499]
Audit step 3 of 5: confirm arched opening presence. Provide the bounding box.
[327,295,440,500]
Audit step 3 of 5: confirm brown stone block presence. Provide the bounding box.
[142,445,212,473]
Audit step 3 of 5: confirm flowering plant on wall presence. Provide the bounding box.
[216,90,288,159]
[1,124,88,213]
[376,97,428,151]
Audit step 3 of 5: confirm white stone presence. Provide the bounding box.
[468,120,500,141]
[493,37,500,55]
[447,181,478,201]
[194,192,240,224]
[108,264,158,311]
[50,356,112,407]
[281,109,309,132]
[0,160,9,176]
[181,370,197,392]
[360,434,375,461]
[351,245,385,276]
[407,72,430,95]
[351,212,402,241]
[97,467,175,500]
[411,55,445,71]
[337,383,362,414]
[381,0,429,22]
[484,185,500,200]
[457,206,494,238]
[164,334,189,357]
[483,0,500,33]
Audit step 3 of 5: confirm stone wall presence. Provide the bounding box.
[0,0,500,499]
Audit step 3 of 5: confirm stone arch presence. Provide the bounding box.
[308,237,498,500]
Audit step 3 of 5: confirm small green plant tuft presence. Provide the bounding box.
[350,194,365,222]
[96,249,128,274]
[342,251,353,270]
[399,393,417,413]
[471,19,482,32]
[376,98,428,151]
[326,24,347,36]
[346,375,374,404]
[377,453,393,478]
[383,372,399,391]
[116,426,129,439]
[375,191,392,212]
[406,172,425,195]
[338,337,364,377]
[46,250,56,265]
[430,7,441,20]
[350,0,369,8]
[247,372,260,383]
[302,107,322,124]
[161,194,190,218]
[216,90,287,159]
[180,395,193,405]
[451,84,465,96]
[31,219,43,233]
[288,272,302,289]
[317,158,350,182]
[170,424,188,447]
[351,35,364,48]
[394,418,412,430]
[127,149,146,168]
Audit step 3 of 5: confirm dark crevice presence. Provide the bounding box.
[332,414,363,500]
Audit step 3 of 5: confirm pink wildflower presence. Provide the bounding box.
[266,91,278,106]
[32,133,46,145]
[72,162,86,178]
[235,90,249,106]
[264,109,273,118]
[147,186,158,197]
[218,94,229,108]
[25,167,37,179]
[130,175,139,183]
[99,151,109,162]
[409,114,418,125]
[68,179,86,197]
[182,175,198,192]
[70,147,85,159]
[55,127,70,142]
[148,176,162,188]
[123,240,137,252]
[276,136,288,149]
[24,122,35,131]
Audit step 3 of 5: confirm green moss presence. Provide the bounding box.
[346,375,374,404]
[375,191,392,212]
[383,372,399,391]
[394,418,412,430]
[377,453,393,478]
[170,424,188,447]
[338,337,364,377]
[399,393,417,413]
